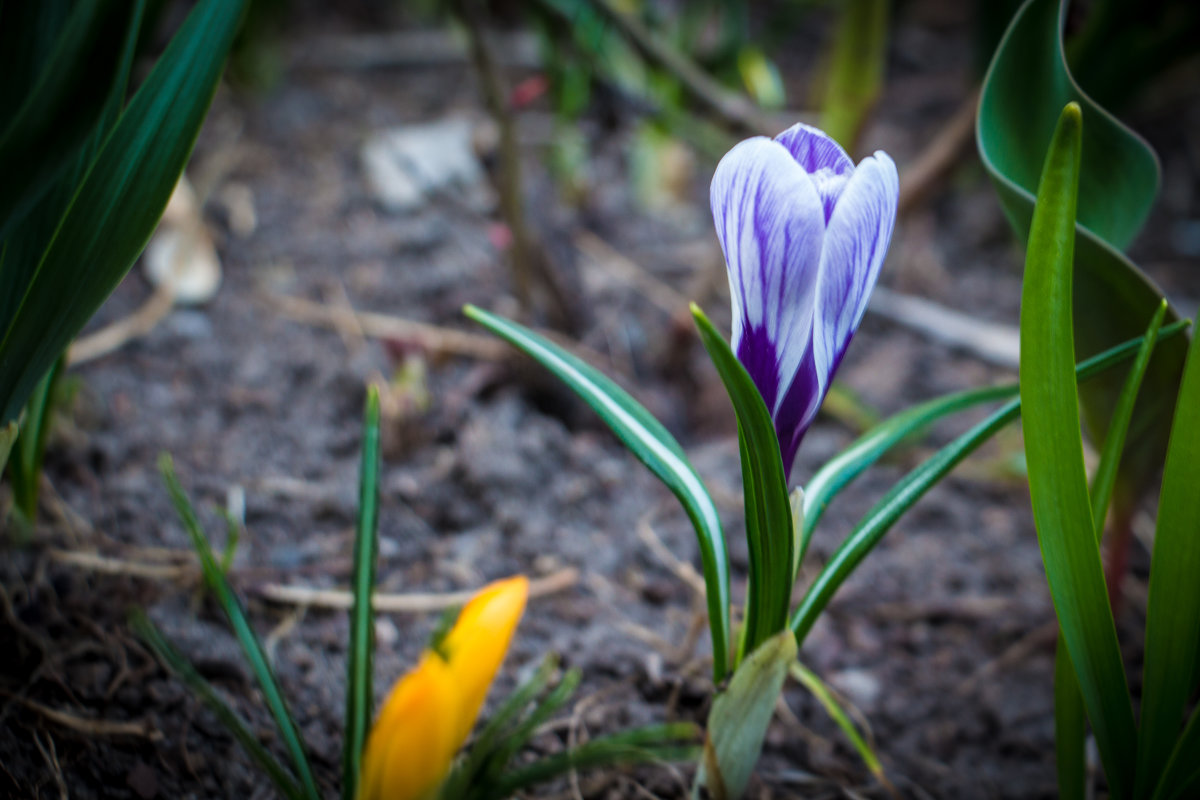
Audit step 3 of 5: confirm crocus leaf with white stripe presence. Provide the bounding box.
[711,122,898,479]
[464,305,732,681]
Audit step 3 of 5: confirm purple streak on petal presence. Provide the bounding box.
[775,123,854,223]
[773,346,822,478]
[710,137,825,419]
[811,151,899,403]
[774,123,854,175]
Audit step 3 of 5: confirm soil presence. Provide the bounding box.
[2,2,1198,798]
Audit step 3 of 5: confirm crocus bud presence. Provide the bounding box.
[358,575,529,800]
[711,123,898,478]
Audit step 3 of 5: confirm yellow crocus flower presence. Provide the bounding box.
[358,575,529,800]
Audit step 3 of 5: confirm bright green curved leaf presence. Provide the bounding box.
[1055,299,1166,800]
[1019,103,1135,798]
[465,304,731,681]
[1139,325,1200,797]
[978,0,1187,497]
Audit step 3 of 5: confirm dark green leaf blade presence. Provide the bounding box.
[0,0,248,426]
[130,611,306,800]
[1139,324,1200,796]
[8,357,63,521]
[692,304,792,655]
[978,0,1187,502]
[491,723,699,797]
[1154,705,1200,800]
[0,0,145,336]
[160,456,321,800]
[1019,102,1135,798]
[464,304,731,680]
[0,0,134,240]
[342,386,381,800]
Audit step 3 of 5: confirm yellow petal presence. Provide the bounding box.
[358,653,459,800]
[440,575,529,747]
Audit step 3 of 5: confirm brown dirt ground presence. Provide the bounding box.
[2,1,1198,798]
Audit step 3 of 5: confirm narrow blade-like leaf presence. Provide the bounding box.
[801,383,1015,559]
[1019,103,1135,797]
[465,304,731,680]
[1154,705,1200,800]
[130,610,306,800]
[788,319,1189,648]
[791,396,1020,645]
[1055,299,1166,799]
[1139,325,1200,796]
[160,456,321,800]
[693,304,792,656]
[789,661,893,795]
[341,387,381,800]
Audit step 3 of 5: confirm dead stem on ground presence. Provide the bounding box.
[256,566,579,613]
[4,694,162,740]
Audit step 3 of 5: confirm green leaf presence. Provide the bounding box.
[0,0,135,240]
[692,304,792,657]
[799,318,1191,572]
[978,0,1188,503]
[791,397,1021,645]
[490,723,698,798]
[0,0,145,336]
[464,304,731,680]
[1154,706,1200,800]
[160,456,320,800]
[1018,102,1135,798]
[1053,642,1088,800]
[1139,326,1200,797]
[341,386,381,800]
[0,0,248,426]
[788,319,1190,648]
[789,661,893,795]
[698,630,797,800]
[0,420,17,476]
[1055,299,1166,800]
[129,610,306,800]
[7,357,62,521]
[801,382,1016,561]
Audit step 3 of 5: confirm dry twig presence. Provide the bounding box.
[256,567,579,613]
[575,231,691,318]
[48,549,194,581]
[897,88,981,214]
[266,293,508,360]
[66,287,175,365]
[7,695,162,740]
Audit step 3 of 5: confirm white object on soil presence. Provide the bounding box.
[361,116,492,213]
[143,176,222,304]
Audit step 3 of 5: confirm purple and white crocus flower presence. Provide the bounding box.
[711,123,898,480]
